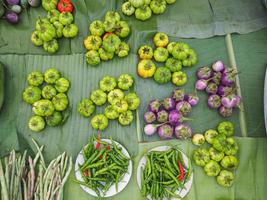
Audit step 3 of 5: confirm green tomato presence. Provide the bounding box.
[216,170,234,188]
[89,20,105,36]
[212,134,227,152]
[90,89,107,106]
[118,74,133,90]
[144,0,151,4]
[209,147,224,162]
[204,129,219,144]
[63,24,78,38]
[77,99,95,117]
[165,0,176,4]
[27,71,43,86]
[153,32,169,47]
[44,68,61,84]
[37,23,56,42]
[59,12,73,25]
[43,39,59,54]
[135,5,152,21]
[35,18,50,31]
[204,160,221,177]
[115,21,130,38]
[28,116,45,132]
[31,31,43,46]
[103,20,117,32]
[86,50,101,66]
[32,99,55,117]
[103,34,121,53]
[172,71,187,86]
[221,155,238,170]
[23,86,42,104]
[47,9,60,23]
[98,48,114,61]
[165,58,182,72]
[105,11,121,22]
[150,0,166,14]
[218,121,234,136]
[119,110,134,126]
[167,42,177,54]
[138,45,153,59]
[42,0,57,11]
[108,89,124,104]
[192,133,205,146]
[99,76,117,92]
[193,148,210,167]
[182,49,197,67]
[153,47,169,62]
[104,105,119,119]
[224,137,238,156]
[45,111,62,127]
[55,78,70,93]
[129,0,144,8]
[116,42,130,58]
[172,42,190,60]
[84,35,102,51]
[124,92,140,110]
[112,99,128,113]
[121,2,135,16]
[91,114,109,130]
[42,85,57,99]
[52,93,69,111]
[153,67,171,84]
[53,21,64,38]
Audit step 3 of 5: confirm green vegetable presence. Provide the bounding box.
[37,23,56,42]
[165,58,182,72]
[55,78,70,93]
[99,76,117,92]
[224,137,238,156]
[115,21,130,38]
[153,32,169,47]
[42,0,57,11]
[104,105,119,119]
[43,39,59,54]
[192,133,205,146]
[193,148,210,167]
[44,68,61,84]
[45,111,63,127]
[32,99,55,116]
[220,155,238,170]
[23,86,42,104]
[204,129,219,144]
[171,71,187,86]
[116,42,130,58]
[47,9,60,23]
[121,2,135,16]
[42,85,57,99]
[209,147,224,162]
[35,18,50,30]
[153,47,169,62]
[59,11,73,25]
[153,67,171,84]
[138,45,153,59]
[135,5,152,21]
[216,170,234,187]
[172,43,190,60]
[182,49,197,67]
[85,50,101,65]
[103,20,117,32]
[112,99,128,113]
[103,34,121,53]
[27,71,44,86]
[53,21,64,38]
[90,114,109,130]
[105,11,121,22]
[89,20,105,36]
[90,89,107,106]
[218,121,234,136]
[124,92,140,110]
[204,160,221,177]
[63,24,79,38]
[107,89,124,104]
[77,99,95,117]
[52,93,69,111]
[129,0,145,8]
[118,110,134,125]
[117,74,133,90]
[150,0,166,14]
[31,31,44,46]
[212,134,227,152]
[28,116,45,132]
[167,42,177,54]
[98,47,114,61]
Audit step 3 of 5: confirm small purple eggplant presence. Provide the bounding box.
[176,101,192,116]
[208,94,221,109]
[168,110,182,126]
[221,95,238,108]
[217,85,235,96]
[205,82,218,95]
[5,11,19,24]
[212,60,225,72]
[144,111,156,123]
[185,93,199,106]
[195,79,209,91]
[6,0,20,5]
[219,106,233,117]
[162,98,175,111]
[221,68,237,87]
[174,124,192,139]
[196,66,212,80]
[157,110,169,123]
[211,71,222,85]
[158,124,174,139]
[172,89,185,102]
[144,124,158,136]
[148,99,161,113]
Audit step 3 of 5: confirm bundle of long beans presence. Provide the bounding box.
[0,139,72,200]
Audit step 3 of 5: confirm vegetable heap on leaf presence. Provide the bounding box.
[121,0,177,21]
[137,32,197,86]
[84,11,131,66]
[192,121,239,188]
[143,88,199,140]
[77,74,140,131]
[22,68,70,132]
[31,0,78,53]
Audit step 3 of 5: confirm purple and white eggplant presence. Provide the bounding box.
[208,94,221,109]
[185,93,199,106]
[219,106,233,117]
[196,66,212,80]
[158,124,174,139]
[205,82,218,95]
[157,110,169,123]
[195,79,209,91]
[176,101,192,116]
[144,124,158,136]
[212,60,225,72]
[162,98,175,111]
[221,68,238,87]
[217,85,235,96]
[221,95,238,108]
[175,124,192,139]
[144,111,156,123]
[211,71,222,85]
[172,89,185,102]
[148,99,161,113]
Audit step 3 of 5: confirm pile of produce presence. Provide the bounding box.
[195,60,241,117]
[84,11,130,66]
[121,0,176,21]
[31,0,78,53]
[137,32,197,86]
[78,74,140,130]
[75,136,131,197]
[22,68,70,132]
[143,88,199,139]
[192,121,239,187]
[140,147,191,199]
[0,139,72,200]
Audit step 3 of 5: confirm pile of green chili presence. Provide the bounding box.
[75,136,130,197]
[141,147,191,200]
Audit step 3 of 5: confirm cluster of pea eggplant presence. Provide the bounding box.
[84,11,130,66]
[121,0,176,21]
[137,32,197,86]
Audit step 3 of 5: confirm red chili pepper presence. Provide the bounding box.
[95,131,101,150]
[84,169,89,177]
[57,0,74,13]
[178,160,184,181]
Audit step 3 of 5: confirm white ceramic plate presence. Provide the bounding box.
[75,139,133,197]
[137,146,193,200]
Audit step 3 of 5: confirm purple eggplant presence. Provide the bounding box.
[148,99,161,113]
[144,111,156,123]
[158,124,174,139]
[208,94,221,109]
[205,82,218,95]
[196,66,212,80]
[217,85,235,96]
[195,79,209,91]
[212,60,225,72]
[144,124,158,136]
[157,110,169,123]
[221,68,237,87]
[219,106,233,117]
[6,0,20,5]
[221,95,238,108]
[211,71,222,85]
[168,110,182,126]
[172,89,185,102]
[5,11,19,24]
[162,98,175,111]
[185,93,199,106]
[174,124,192,139]
[176,101,192,116]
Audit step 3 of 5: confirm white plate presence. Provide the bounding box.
[137,146,193,200]
[75,139,133,198]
